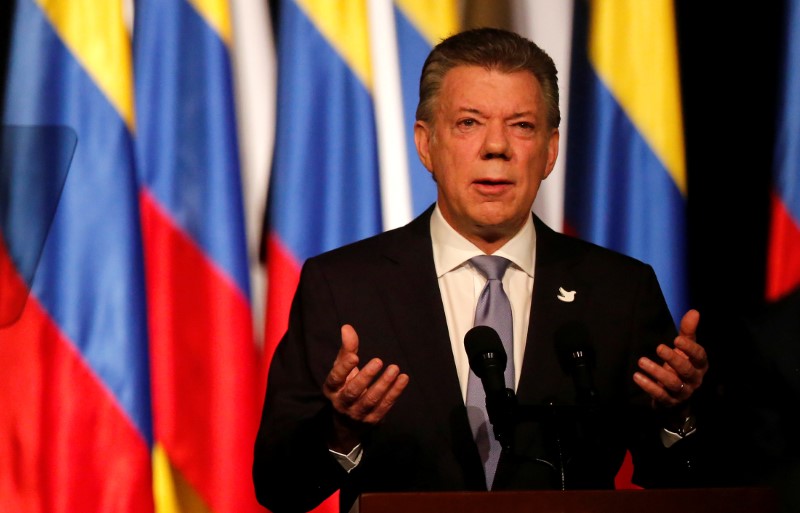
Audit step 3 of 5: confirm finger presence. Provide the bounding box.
[349,364,402,419]
[639,355,683,392]
[633,371,681,407]
[678,309,700,341]
[658,344,707,387]
[324,325,361,393]
[340,324,360,354]
[338,358,384,405]
[656,345,696,381]
[674,336,709,370]
[362,372,410,424]
[352,364,401,415]
[324,356,358,394]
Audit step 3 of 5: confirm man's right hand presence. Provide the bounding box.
[323,324,409,453]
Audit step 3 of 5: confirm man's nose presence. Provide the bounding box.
[481,122,511,160]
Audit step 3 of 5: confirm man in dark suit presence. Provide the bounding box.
[253,28,709,513]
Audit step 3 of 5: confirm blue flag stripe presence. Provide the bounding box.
[3,0,152,442]
[269,0,382,262]
[565,3,688,321]
[394,6,438,216]
[775,0,800,225]
[134,0,250,297]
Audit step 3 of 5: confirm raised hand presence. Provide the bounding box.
[633,309,708,408]
[323,324,409,452]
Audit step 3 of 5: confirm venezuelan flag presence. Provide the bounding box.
[766,0,800,302]
[565,0,688,322]
[134,1,261,512]
[0,0,153,510]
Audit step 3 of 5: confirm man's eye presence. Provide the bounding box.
[515,122,534,130]
[458,119,476,127]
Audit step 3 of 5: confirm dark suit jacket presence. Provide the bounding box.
[254,207,696,513]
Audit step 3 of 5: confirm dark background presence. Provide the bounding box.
[0,0,791,488]
[678,0,781,380]
[674,0,786,488]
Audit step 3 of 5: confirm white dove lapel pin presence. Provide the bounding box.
[557,287,576,303]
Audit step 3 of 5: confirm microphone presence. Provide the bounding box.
[464,325,516,449]
[465,325,508,395]
[554,322,598,406]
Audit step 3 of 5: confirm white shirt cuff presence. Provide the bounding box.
[660,426,696,448]
[330,444,363,473]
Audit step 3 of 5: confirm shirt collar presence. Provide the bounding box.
[430,203,536,278]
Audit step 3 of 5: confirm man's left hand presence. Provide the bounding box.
[633,309,708,408]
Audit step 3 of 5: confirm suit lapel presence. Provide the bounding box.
[380,212,460,404]
[517,216,589,405]
[376,207,485,486]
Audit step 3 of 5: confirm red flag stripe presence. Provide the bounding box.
[0,295,152,513]
[766,192,800,301]
[140,190,261,513]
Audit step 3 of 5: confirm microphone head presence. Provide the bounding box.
[554,321,595,372]
[554,321,599,405]
[464,325,507,378]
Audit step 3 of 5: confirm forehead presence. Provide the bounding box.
[437,65,544,116]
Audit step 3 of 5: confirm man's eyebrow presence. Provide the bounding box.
[457,107,483,116]
[508,111,535,119]
[455,108,536,119]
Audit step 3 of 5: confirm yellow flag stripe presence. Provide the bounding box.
[186,0,232,46]
[296,0,372,89]
[395,0,459,45]
[152,445,213,513]
[589,0,686,194]
[36,0,134,129]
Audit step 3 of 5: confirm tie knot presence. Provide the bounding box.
[470,255,511,281]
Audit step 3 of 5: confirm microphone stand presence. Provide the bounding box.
[488,391,594,490]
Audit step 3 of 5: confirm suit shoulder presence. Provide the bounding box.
[301,213,430,281]
[303,206,432,269]
[538,220,654,274]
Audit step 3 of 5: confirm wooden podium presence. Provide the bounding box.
[358,487,778,513]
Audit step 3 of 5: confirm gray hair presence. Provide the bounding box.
[416,27,560,130]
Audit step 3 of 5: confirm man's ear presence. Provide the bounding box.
[414,120,434,173]
[543,128,560,180]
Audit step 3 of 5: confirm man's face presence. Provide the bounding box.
[414,66,559,252]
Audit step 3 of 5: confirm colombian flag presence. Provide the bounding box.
[565,0,688,323]
[563,0,687,489]
[766,0,800,302]
[263,1,456,510]
[134,0,261,512]
[1,0,153,510]
[1,0,265,512]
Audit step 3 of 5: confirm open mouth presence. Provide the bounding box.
[475,179,511,185]
[472,180,513,197]
[473,179,513,192]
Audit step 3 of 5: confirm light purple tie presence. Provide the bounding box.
[465,255,513,489]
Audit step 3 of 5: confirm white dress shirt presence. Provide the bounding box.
[429,204,536,400]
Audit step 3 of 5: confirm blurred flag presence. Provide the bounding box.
[0,0,153,511]
[231,0,277,343]
[134,1,261,512]
[565,0,688,322]
[766,0,800,302]
[264,2,382,507]
[510,0,574,232]
[392,0,458,220]
[263,1,456,510]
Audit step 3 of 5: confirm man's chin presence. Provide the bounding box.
[471,217,523,242]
